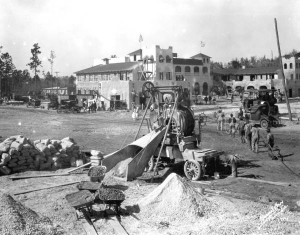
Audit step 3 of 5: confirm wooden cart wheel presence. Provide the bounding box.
[184,160,202,181]
[260,118,269,129]
[142,81,154,98]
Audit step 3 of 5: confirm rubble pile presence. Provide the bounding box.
[0,135,85,175]
[138,173,214,223]
[0,193,61,234]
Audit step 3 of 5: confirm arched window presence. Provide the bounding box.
[175,66,181,72]
[159,55,164,63]
[290,63,293,69]
[202,66,208,74]
[194,82,200,95]
[185,66,191,73]
[166,55,172,63]
[194,67,199,74]
[284,63,287,69]
[202,82,208,95]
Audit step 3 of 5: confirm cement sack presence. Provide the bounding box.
[40,162,52,170]
[22,143,32,150]
[0,166,11,175]
[9,148,18,156]
[8,162,18,168]
[16,136,29,145]
[1,153,11,165]
[12,166,27,172]
[61,137,76,144]
[47,144,57,154]
[8,158,18,164]
[33,139,41,145]
[61,141,74,151]
[41,139,50,146]
[10,141,23,151]
[0,143,10,152]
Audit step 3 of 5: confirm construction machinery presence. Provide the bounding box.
[100,82,222,181]
[242,89,280,128]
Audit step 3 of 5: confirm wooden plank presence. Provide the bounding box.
[237,177,292,187]
[10,173,70,180]
[13,181,81,195]
[108,216,129,235]
[67,162,92,174]
[76,210,98,235]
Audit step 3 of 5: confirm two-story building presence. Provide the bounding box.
[75,45,213,109]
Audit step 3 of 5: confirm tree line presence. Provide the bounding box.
[0,44,75,98]
[211,49,299,69]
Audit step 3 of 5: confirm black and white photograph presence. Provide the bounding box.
[1,0,300,234]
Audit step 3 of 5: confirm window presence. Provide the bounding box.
[194,67,199,74]
[159,55,164,63]
[185,66,191,73]
[202,66,208,74]
[297,74,298,80]
[290,63,293,69]
[120,73,124,80]
[77,90,81,95]
[159,72,164,80]
[175,66,181,72]
[166,55,172,63]
[250,75,255,81]
[291,74,294,80]
[84,89,86,94]
[166,72,172,80]
[296,63,299,69]
[284,63,287,69]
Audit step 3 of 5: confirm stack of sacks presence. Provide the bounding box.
[0,136,37,174]
[0,135,85,175]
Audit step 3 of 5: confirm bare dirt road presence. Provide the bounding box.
[0,104,300,234]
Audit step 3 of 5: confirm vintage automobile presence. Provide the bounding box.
[57,99,81,113]
[242,89,280,128]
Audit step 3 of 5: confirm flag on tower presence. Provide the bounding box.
[139,34,143,43]
[200,41,205,47]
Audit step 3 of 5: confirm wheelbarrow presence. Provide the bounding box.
[65,190,95,220]
[95,187,125,215]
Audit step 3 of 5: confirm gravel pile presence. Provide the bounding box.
[138,173,214,223]
[0,193,62,235]
[0,135,85,174]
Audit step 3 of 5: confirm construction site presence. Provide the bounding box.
[0,81,300,235]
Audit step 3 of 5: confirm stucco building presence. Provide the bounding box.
[213,53,300,97]
[75,45,213,109]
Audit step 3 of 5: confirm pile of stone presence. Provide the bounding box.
[0,135,85,175]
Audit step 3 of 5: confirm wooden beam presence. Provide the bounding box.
[9,173,70,181]
[108,216,129,235]
[76,210,99,235]
[237,177,292,187]
[13,181,81,195]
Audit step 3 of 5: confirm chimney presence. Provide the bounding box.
[103,58,110,65]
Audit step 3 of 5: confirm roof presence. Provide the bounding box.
[75,62,140,74]
[190,53,211,59]
[173,58,203,66]
[212,66,280,75]
[128,49,142,56]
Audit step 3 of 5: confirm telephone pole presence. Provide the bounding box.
[274,18,292,121]
[55,71,59,95]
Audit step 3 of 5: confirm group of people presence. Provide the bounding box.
[216,107,276,159]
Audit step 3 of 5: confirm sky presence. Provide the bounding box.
[1,0,300,76]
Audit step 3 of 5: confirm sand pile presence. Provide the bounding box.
[137,173,214,223]
[0,193,62,235]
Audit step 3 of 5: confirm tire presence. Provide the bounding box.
[184,160,202,181]
[260,119,269,129]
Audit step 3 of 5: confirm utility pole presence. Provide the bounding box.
[48,51,55,90]
[55,71,59,96]
[274,18,292,121]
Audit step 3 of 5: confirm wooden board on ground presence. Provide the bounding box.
[76,210,99,235]
[107,216,129,235]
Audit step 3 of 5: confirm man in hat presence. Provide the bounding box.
[244,117,252,150]
[251,125,260,153]
[266,128,277,159]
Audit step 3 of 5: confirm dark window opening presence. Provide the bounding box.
[175,66,181,72]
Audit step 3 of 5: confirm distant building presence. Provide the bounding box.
[212,53,300,97]
[42,87,75,96]
[75,45,213,109]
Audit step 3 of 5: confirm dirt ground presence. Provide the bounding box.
[0,100,300,234]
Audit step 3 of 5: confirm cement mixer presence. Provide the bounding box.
[139,82,222,181]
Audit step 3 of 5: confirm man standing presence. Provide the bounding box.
[251,125,260,153]
[244,119,252,150]
[237,117,246,143]
[266,129,276,159]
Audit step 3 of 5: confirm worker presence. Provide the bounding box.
[251,125,260,153]
[237,107,244,120]
[217,112,223,131]
[149,103,160,130]
[204,96,208,104]
[237,117,246,143]
[229,114,237,138]
[244,119,252,150]
[266,128,276,159]
[230,93,234,103]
